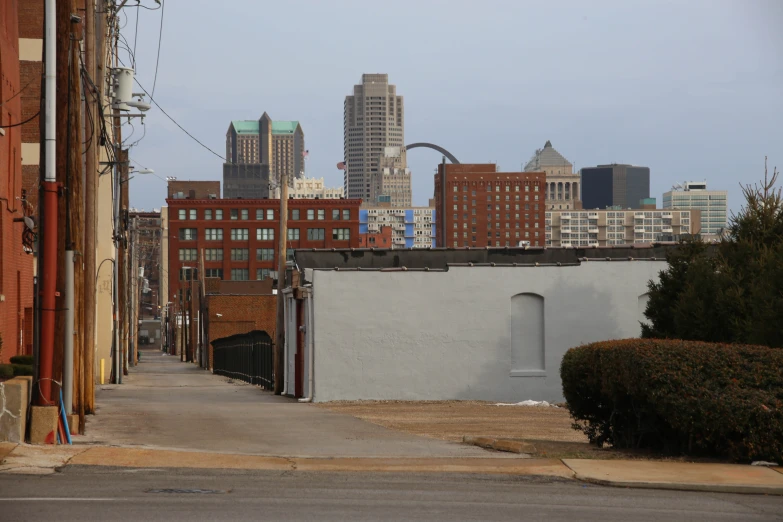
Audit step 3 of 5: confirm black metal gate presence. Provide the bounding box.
[212,330,273,389]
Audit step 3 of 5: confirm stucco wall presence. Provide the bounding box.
[310,261,664,403]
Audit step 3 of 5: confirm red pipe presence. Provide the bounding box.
[38,181,60,406]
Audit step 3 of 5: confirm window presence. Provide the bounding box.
[231,268,249,281]
[257,228,274,241]
[332,209,340,220]
[230,228,249,240]
[307,228,325,240]
[256,268,270,281]
[178,248,197,261]
[267,209,274,220]
[205,228,223,241]
[317,209,325,220]
[231,248,249,261]
[453,186,458,192]
[179,228,197,240]
[230,209,238,220]
[205,268,223,278]
[342,209,350,220]
[240,209,249,220]
[179,268,198,281]
[256,209,264,220]
[291,209,300,220]
[257,248,274,261]
[288,228,300,240]
[204,248,223,261]
[205,209,213,220]
[215,209,223,220]
[307,209,314,220]
[178,209,186,220]
[333,228,350,240]
[189,209,197,220]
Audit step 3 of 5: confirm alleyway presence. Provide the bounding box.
[83,348,498,458]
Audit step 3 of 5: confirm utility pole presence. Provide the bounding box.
[274,173,289,395]
[82,0,97,422]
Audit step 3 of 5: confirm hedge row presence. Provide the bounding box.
[560,339,783,462]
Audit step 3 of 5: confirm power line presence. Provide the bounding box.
[151,0,165,97]
[133,77,227,162]
[0,111,40,129]
[0,76,37,107]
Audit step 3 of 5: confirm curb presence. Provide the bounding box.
[572,474,783,496]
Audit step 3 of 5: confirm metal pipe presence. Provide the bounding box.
[63,250,74,413]
[298,289,315,403]
[37,0,58,406]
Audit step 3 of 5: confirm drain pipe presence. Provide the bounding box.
[298,288,315,403]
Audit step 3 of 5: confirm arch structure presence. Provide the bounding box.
[405,143,460,164]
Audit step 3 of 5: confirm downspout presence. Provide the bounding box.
[298,287,314,403]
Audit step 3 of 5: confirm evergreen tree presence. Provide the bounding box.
[643,158,783,348]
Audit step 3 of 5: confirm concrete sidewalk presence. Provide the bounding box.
[2,443,782,495]
[81,349,496,458]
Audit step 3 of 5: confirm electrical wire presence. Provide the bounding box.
[0,111,40,129]
[151,0,165,97]
[0,76,37,107]
[133,78,227,162]
[132,2,140,68]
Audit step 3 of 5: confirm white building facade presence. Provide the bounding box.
[546,209,700,246]
[663,182,727,237]
[272,176,343,200]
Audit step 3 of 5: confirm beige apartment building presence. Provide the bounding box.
[344,74,405,200]
[271,176,344,199]
[524,141,581,210]
[545,208,701,247]
[369,146,412,207]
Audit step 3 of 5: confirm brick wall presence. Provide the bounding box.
[206,294,277,370]
[435,164,547,248]
[0,0,34,363]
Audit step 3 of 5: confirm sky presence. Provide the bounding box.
[125,0,783,215]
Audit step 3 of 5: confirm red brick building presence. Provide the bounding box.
[358,224,392,248]
[434,164,547,248]
[1,0,35,363]
[165,198,362,305]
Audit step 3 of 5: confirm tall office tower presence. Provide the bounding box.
[581,163,651,209]
[524,141,581,210]
[224,113,304,195]
[663,181,728,238]
[344,74,405,200]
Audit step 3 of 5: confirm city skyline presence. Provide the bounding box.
[126,1,781,216]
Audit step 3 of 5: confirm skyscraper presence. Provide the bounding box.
[581,164,650,209]
[224,113,304,197]
[344,74,405,200]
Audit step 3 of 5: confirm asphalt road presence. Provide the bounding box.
[1,467,781,522]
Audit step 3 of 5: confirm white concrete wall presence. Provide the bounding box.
[309,261,663,403]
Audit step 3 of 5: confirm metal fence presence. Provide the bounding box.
[212,330,274,389]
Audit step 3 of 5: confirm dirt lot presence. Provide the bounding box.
[318,401,694,460]
[318,400,587,444]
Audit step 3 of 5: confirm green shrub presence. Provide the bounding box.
[9,355,33,365]
[0,364,13,379]
[561,339,783,462]
[11,364,33,377]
